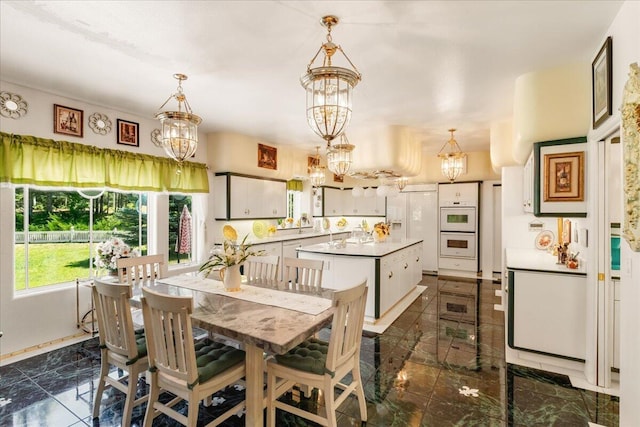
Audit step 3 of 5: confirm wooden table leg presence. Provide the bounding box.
[244,344,264,426]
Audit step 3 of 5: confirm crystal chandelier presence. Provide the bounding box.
[309,146,326,187]
[155,73,202,168]
[301,15,361,144]
[396,177,408,191]
[438,128,466,182]
[326,134,355,177]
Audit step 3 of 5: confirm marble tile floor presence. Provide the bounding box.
[0,276,619,426]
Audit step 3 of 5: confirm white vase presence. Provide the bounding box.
[219,264,242,292]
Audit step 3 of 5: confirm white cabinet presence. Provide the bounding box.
[323,187,343,216]
[613,279,620,369]
[408,190,438,272]
[214,173,286,220]
[522,152,534,213]
[321,187,386,217]
[438,182,479,206]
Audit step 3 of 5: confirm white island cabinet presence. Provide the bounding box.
[297,239,423,323]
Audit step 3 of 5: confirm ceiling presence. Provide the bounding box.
[0,1,622,154]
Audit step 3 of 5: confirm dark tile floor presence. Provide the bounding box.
[0,276,619,426]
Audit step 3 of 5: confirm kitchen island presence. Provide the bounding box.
[297,238,423,324]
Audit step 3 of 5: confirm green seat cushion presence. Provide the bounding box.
[194,340,246,385]
[275,338,328,375]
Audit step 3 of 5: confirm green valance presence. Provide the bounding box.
[0,132,209,193]
[286,179,303,192]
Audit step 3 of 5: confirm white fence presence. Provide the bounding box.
[15,230,115,244]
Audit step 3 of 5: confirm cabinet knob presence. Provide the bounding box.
[388,271,393,279]
[416,257,420,262]
[404,263,408,269]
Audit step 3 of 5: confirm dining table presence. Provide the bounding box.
[129,273,336,427]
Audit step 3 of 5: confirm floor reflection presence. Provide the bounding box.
[0,276,619,426]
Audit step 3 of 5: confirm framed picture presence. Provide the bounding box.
[308,155,319,173]
[117,119,139,147]
[592,36,612,129]
[258,143,277,170]
[333,173,344,183]
[533,137,587,217]
[53,104,83,137]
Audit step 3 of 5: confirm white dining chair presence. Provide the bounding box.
[282,257,324,293]
[244,255,280,281]
[140,287,246,427]
[266,280,368,427]
[92,279,148,427]
[117,254,167,286]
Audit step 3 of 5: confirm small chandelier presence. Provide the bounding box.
[155,73,202,168]
[326,133,355,177]
[301,15,361,144]
[309,146,326,187]
[396,177,408,191]
[438,128,466,182]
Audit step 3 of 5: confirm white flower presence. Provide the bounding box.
[94,237,137,271]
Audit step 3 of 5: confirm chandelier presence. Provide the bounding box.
[326,134,355,177]
[438,128,466,182]
[301,15,361,144]
[309,146,326,187]
[155,73,202,168]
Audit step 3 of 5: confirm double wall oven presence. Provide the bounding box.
[438,182,480,274]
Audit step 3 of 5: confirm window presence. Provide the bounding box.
[14,186,148,290]
[168,194,192,265]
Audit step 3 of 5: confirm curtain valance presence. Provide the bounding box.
[0,132,209,193]
[286,179,304,192]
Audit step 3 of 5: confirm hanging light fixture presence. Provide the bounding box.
[301,15,361,144]
[326,133,355,177]
[155,73,202,169]
[438,128,467,182]
[396,177,409,191]
[309,146,326,187]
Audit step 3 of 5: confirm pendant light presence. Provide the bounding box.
[438,128,466,182]
[155,73,202,169]
[326,133,355,177]
[309,146,326,187]
[301,15,361,144]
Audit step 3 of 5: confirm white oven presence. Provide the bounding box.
[440,207,476,232]
[440,232,476,259]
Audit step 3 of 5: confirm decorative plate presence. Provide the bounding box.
[535,230,555,250]
[252,221,267,238]
[223,225,238,241]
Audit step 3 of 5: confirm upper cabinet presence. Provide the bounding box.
[438,182,479,206]
[213,173,287,220]
[320,187,386,217]
[522,151,534,213]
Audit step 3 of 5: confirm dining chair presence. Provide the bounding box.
[92,279,148,427]
[282,257,324,293]
[266,281,368,427]
[244,255,280,282]
[117,254,167,286]
[140,287,246,427]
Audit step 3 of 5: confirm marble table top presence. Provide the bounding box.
[131,277,335,355]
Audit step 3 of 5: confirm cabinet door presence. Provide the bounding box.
[263,180,287,218]
[229,176,252,218]
[408,191,438,272]
[323,188,343,216]
[213,175,229,219]
[439,182,479,206]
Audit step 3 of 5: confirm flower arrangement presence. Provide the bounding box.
[373,222,391,238]
[199,234,264,276]
[267,224,277,236]
[94,237,137,271]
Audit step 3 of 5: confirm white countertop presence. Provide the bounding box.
[506,247,586,275]
[297,238,423,257]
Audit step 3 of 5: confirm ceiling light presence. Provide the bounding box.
[351,186,364,197]
[326,134,355,177]
[309,146,326,187]
[396,177,408,191]
[301,15,361,144]
[438,128,466,182]
[155,73,202,169]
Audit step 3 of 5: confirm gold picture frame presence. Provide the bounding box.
[258,143,277,170]
[592,36,612,129]
[533,137,587,217]
[53,104,83,137]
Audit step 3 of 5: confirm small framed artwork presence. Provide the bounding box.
[333,173,344,183]
[533,137,587,217]
[592,36,612,129]
[308,155,319,173]
[117,119,139,147]
[258,143,277,170]
[53,104,83,137]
